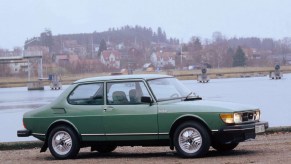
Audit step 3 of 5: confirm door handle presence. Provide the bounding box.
[104,106,114,112]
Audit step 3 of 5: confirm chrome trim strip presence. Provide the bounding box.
[211,130,219,132]
[107,133,157,136]
[32,133,45,136]
[81,132,169,136]
[223,127,255,132]
[81,134,105,136]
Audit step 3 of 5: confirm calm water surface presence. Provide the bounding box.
[1,74,291,142]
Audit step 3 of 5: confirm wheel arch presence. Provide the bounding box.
[45,119,81,140]
[169,115,212,141]
[40,119,81,153]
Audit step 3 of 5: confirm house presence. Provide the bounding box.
[62,40,87,56]
[243,48,272,60]
[55,54,79,66]
[151,51,176,68]
[26,46,49,54]
[143,63,155,71]
[100,50,121,69]
[269,53,291,65]
[0,48,28,74]
[8,62,28,74]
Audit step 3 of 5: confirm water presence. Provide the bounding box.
[1,74,291,142]
[0,86,65,142]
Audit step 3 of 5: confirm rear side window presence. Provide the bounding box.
[68,83,104,105]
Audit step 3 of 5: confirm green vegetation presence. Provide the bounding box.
[233,46,247,67]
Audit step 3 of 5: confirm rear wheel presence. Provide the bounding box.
[173,121,210,158]
[212,142,239,151]
[48,126,80,159]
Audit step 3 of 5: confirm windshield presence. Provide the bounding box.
[147,77,191,101]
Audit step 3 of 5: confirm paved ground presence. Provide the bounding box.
[1,133,291,164]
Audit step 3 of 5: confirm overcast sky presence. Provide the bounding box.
[1,0,291,49]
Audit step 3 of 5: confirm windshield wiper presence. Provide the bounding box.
[184,92,202,101]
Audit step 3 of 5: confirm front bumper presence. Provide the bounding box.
[212,121,268,144]
[17,129,31,137]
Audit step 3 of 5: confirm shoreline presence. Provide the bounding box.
[1,66,291,88]
[1,126,290,151]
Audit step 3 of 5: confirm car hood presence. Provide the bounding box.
[159,100,258,113]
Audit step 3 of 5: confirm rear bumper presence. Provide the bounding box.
[212,121,268,144]
[17,129,31,137]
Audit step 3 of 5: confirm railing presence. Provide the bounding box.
[0,50,43,60]
[0,56,23,60]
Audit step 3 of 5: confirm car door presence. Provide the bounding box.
[65,82,106,141]
[103,80,158,141]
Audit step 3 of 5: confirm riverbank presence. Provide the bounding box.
[1,66,291,88]
[1,126,290,151]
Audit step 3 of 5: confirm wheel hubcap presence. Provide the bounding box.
[52,131,72,155]
[178,127,202,153]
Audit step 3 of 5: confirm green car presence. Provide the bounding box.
[17,74,268,159]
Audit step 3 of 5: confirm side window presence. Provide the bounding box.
[107,81,150,105]
[68,83,104,105]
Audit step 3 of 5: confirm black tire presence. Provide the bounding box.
[212,142,239,152]
[95,145,117,153]
[173,121,210,158]
[48,126,80,160]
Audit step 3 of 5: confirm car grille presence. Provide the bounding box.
[242,111,256,122]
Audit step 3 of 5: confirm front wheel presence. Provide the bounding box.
[173,121,210,158]
[48,126,80,160]
[212,142,239,151]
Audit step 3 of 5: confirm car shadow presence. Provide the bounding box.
[43,149,257,160]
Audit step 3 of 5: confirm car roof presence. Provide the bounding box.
[73,74,172,84]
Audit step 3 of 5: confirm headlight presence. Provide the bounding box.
[233,113,242,123]
[220,113,242,124]
[255,110,260,121]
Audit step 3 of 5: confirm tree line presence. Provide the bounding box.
[19,28,291,75]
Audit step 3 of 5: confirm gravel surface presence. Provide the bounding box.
[1,133,291,164]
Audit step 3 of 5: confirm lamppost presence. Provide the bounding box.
[181,45,183,69]
[180,39,183,69]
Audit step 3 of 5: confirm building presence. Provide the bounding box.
[8,62,28,74]
[55,54,79,65]
[100,50,121,69]
[151,51,176,68]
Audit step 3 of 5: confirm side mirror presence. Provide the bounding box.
[141,96,153,105]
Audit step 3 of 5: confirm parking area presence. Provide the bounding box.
[1,133,291,164]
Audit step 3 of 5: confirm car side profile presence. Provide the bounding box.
[17,74,268,159]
